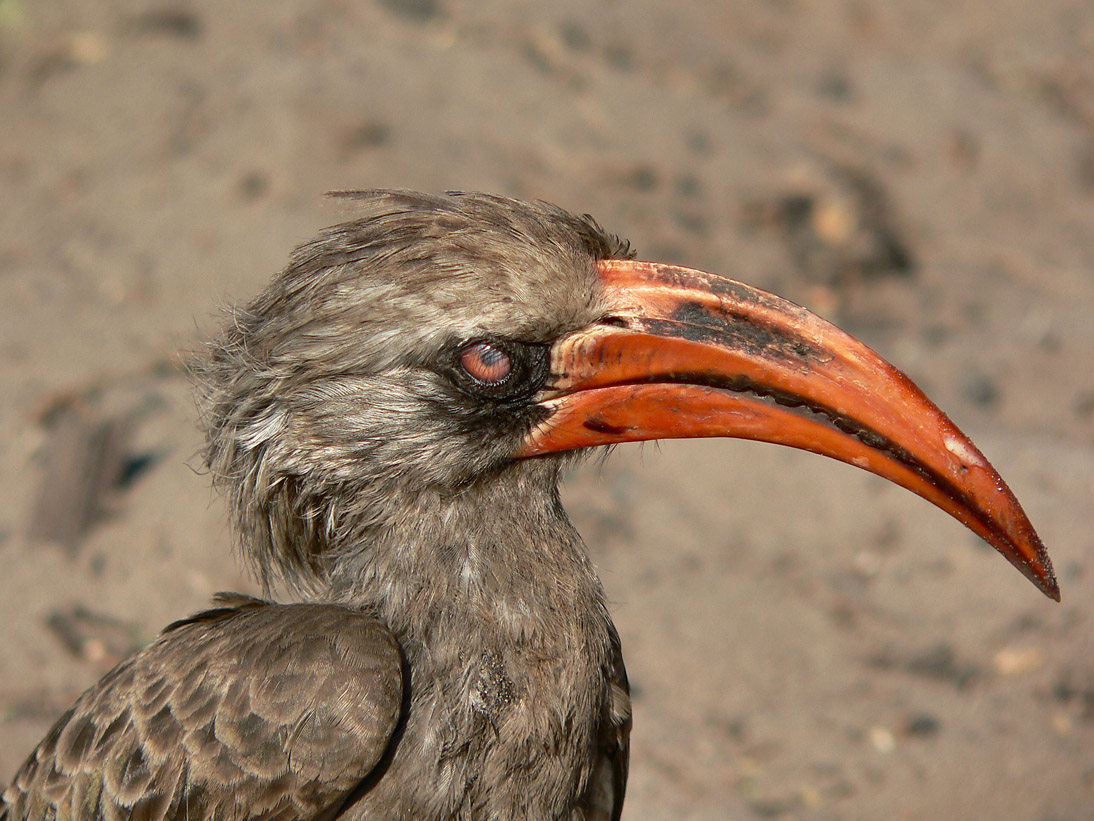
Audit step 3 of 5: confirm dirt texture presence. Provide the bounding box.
[1,2,1092,818]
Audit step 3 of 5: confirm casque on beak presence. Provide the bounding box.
[518,259,1059,601]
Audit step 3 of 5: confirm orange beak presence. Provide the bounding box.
[519,259,1058,601]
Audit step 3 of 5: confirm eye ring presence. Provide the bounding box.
[459,340,513,385]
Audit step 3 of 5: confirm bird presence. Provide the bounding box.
[2,190,1058,820]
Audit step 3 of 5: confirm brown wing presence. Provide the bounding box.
[579,624,632,821]
[1,594,404,820]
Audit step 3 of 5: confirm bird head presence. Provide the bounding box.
[195,190,1057,602]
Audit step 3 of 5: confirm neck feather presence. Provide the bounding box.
[320,460,610,653]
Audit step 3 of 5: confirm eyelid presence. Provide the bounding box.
[444,336,550,403]
[460,341,513,385]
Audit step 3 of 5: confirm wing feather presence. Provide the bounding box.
[2,597,403,820]
[578,624,631,821]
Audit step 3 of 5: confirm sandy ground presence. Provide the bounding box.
[2,1,1093,818]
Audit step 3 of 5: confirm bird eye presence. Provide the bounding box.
[460,341,513,385]
[445,336,550,403]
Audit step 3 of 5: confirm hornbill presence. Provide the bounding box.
[2,190,1057,820]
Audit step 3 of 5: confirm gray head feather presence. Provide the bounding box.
[192,190,630,595]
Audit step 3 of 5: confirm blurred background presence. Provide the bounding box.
[1,1,1092,817]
